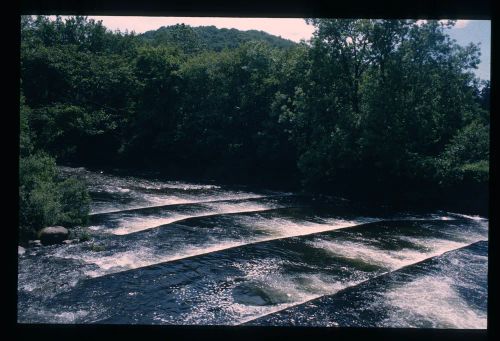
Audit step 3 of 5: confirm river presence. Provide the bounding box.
[17,166,488,327]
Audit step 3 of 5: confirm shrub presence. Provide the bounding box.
[57,177,91,227]
[19,152,91,242]
[434,121,489,187]
[19,153,61,240]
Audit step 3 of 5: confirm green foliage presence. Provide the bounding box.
[20,16,489,206]
[79,231,91,242]
[57,177,91,226]
[70,226,91,242]
[140,25,295,52]
[19,152,58,191]
[19,153,61,240]
[20,93,33,157]
[460,160,489,183]
[18,153,91,241]
[434,121,489,185]
[280,19,488,196]
[442,121,489,164]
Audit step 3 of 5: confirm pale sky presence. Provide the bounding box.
[87,16,316,42]
[47,16,491,80]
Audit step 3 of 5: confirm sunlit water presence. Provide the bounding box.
[18,167,488,327]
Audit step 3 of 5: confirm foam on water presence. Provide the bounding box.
[19,167,488,325]
[19,307,91,324]
[231,268,361,325]
[81,241,246,277]
[310,237,470,271]
[139,182,221,191]
[65,216,375,277]
[241,240,488,326]
[110,215,192,235]
[94,185,131,194]
[59,166,221,192]
[18,299,110,324]
[437,216,454,221]
[382,275,487,328]
[394,212,457,221]
[171,257,359,325]
[105,201,280,235]
[88,225,104,231]
[89,193,267,215]
[446,212,488,221]
[59,166,273,216]
[142,193,268,210]
[238,216,379,238]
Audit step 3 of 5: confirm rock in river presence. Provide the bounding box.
[39,226,69,246]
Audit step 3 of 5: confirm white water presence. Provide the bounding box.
[89,193,268,215]
[310,238,471,270]
[446,212,488,221]
[59,211,486,278]
[239,238,488,326]
[236,216,379,237]
[171,257,360,325]
[107,201,282,235]
[19,167,488,326]
[382,275,487,328]
[61,217,374,278]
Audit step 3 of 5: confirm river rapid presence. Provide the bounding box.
[17,166,488,328]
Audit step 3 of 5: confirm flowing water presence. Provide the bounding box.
[17,166,488,327]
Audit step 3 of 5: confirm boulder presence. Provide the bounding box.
[18,246,25,256]
[38,226,69,246]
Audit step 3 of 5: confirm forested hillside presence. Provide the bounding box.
[140,24,296,51]
[20,16,490,235]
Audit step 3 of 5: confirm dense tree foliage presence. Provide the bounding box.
[19,17,95,241]
[140,24,296,52]
[277,19,489,203]
[20,16,489,214]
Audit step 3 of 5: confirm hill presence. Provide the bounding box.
[140,24,297,51]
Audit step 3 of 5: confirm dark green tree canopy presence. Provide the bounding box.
[20,16,489,209]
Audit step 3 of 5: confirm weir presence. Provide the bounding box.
[17,167,488,327]
[243,241,488,328]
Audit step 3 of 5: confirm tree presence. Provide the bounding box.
[19,16,489,208]
[279,19,486,200]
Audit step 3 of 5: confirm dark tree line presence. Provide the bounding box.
[19,16,490,238]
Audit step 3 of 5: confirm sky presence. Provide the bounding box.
[57,16,491,80]
[445,20,490,81]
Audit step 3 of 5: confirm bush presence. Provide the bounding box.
[19,152,91,241]
[434,121,489,187]
[19,153,61,240]
[442,121,489,165]
[460,160,489,183]
[57,177,91,226]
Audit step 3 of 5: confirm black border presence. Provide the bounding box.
[19,0,492,19]
[12,1,495,340]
